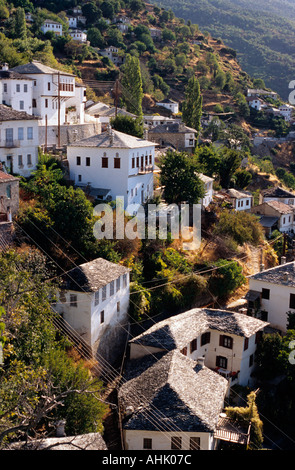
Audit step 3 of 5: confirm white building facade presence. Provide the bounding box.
[67,128,155,209]
[41,20,63,36]
[0,105,39,177]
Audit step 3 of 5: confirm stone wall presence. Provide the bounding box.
[39,122,102,148]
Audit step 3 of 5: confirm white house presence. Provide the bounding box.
[67,127,156,209]
[65,81,87,124]
[156,98,179,114]
[246,97,266,111]
[129,307,269,388]
[246,260,295,332]
[198,173,214,208]
[279,104,294,122]
[85,103,137,131]
[67,16,77,28]
[41,19,63,36]
[0,104,39,177]
[226,188,253,211]
[11,61,76,127]
[260,186,295,207]
[69,29,88,43]
[119,350,230,451]
[97,47,124,66]
[113,15,131,33]
[251,200,294,233]
[247,89,278,100]
[54,257,130,363]
[0,64,34,115]
[143,115,176,128]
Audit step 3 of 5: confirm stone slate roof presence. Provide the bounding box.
[249,261,295,287]
[0,70,34,81]
[61,257,130,292]
[130,308,268,351]
[0,170,19,183]
[9,433,107,450]
[226,188,253,199]
[148,122,197,134]
[68,129,155,149]
[0,104,38,121]
[119,350,228,433]
[262,186,295,199]
[12,61,74,76]
[264,200,294,214]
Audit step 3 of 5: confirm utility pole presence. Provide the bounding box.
[114,79,119,117]
[45,114,48,153]
[58,72,61,148]
[283,232,287,257]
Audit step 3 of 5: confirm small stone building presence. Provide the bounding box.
[0,169,19,221]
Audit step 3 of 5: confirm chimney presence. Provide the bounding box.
[260,263,265,272]
[2,63,8,71]
[283,272,289,283]
[197,357,205,368]
[56,420,66,437]
[281,256,287,265]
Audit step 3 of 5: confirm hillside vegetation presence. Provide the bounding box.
[151,0,295,100]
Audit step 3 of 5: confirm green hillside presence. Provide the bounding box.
[152,0,295,100]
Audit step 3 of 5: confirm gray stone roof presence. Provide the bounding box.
[249,261,295,287]
[12,61,74,76]
[8,433,107,450]
[0,104,39,121]
[0,70,34,81]
[130,308,268,351]
[226,188,253,199]
[119,350,228,433]
[262,186,295,199]
[61,257,130,292]
[148,122,197,134]
[68,129,155,149]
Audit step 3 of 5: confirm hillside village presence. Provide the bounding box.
[1,0,295,455]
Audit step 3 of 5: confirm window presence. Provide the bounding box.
[290,293,295,309]
[102,157,108,168]
[3,83,7,93]
[117,301,120,313]
[6,185,11,199]
[116,277,120,292]
[24,84,28,93]
[123,273,127,288]
[76,156,81,166]
[216,356,227,369]
[18,127,24,141]
[171,437,182,450]
[249,354,254,367]
[100,310,104,323]
[143,438,152,450]
[86,157,91,166]
[190,437,200,450]
[32,99,37,108]
[27,154,32,166]
[110,280,114,296]
[16,84,20,92]
[181,346,187,356]
[201,331,210,346]
[45,99,48,108]
[132,157,135,168]
[19,101,24,110]
[255,331,263,344]
[60,291,66,303]
[27,127,33,140]
[190,338,197,353]
[95,290,99,306]
[48,82,51,91]
[220,335,233,349]
[70,294,77,307]
[261,288,270,300]
[114,157,121,169]
[102,285,107,302]
[136,156,139,168]
[244,337,249,351]
[18,155,23,167]
[5,128,13,144]
[78,175,82,182]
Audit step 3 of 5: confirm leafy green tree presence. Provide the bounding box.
[233,168,252,189]
[214,210,264,246]
[182,76,202,135]
[110,114,144,138]
[14,7,27,40]
[87,27,104,48]
[159,150,205,205]
[208,259,245,299]
[194,144,221,177]
[218,148,242,188]
[81,2,102,24]
[121,54,143,116]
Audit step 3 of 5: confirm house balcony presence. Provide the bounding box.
[214,367,240,386]
[137,165,154,175]
[0,140,20,148]
[214,414,251,447]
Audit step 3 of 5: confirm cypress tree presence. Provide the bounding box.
[121,54,143,117]
[14,7,27,41]
[182,76,202,135]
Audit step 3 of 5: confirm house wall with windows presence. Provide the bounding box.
[41,20,63,36]
[0,112,40,177]
[248,272,295,332]
[0,77,33,115]
[123,430,213,451]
